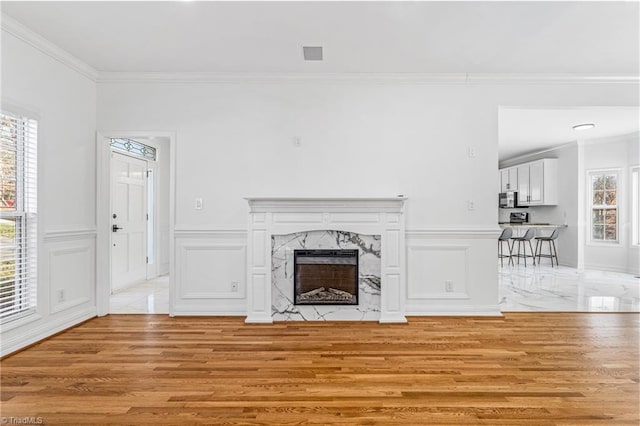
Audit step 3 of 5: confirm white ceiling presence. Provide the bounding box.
[499,107,640,161]
[1,1,638,74]
[2,2,638,160]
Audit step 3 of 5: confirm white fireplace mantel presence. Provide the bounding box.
[244,197,407,323]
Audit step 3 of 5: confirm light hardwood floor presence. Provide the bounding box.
[1,314,638,425]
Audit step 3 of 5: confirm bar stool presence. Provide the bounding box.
[510,228,536,266]
[498,228,513,267]
[535,228,559,267]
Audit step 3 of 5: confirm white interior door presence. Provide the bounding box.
[111,151,148,292]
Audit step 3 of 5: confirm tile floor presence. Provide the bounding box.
[499,262,640,312]
[110,275,169,314]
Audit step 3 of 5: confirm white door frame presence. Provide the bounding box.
[96,131,176,316]
[146,160,159,281]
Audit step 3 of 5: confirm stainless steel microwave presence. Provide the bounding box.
[499,191,517,208]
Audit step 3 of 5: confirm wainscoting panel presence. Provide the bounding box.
[49,246,93,314]
[1,230,97,357]
[407,244,470,300]
[173,230,247,315]
[405,228,502,316]
[169,227,501,318]
[179,245,246,299]
[44,230,96,315]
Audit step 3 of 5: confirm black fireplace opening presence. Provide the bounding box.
[293,249,359,305]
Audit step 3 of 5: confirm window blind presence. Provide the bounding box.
[0,111,37,323]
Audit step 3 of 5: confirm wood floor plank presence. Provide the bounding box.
[1,313,638,425]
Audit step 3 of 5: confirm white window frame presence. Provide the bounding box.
[588,169,620,244]
[632,166,640,247]
[0,110,37,324]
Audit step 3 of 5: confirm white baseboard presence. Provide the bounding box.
[405,304,503,317]
[584,263,639,275]
[172,307,246,317]
[1,306,97,357]
[406,311,503,317]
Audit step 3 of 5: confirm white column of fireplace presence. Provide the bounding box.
[245,197,407,323]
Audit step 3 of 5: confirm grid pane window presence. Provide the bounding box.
[0,124,17,212]
[590,171,618,242]
[0,111,37,323]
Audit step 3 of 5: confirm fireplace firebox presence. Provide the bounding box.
[294,249,359,305]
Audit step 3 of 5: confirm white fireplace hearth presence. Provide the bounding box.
[245,197,407,323]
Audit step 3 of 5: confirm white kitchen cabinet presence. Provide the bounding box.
[529,160,543,204]
[517,164,530,203]
[514,159,558,206]
[500,167,518,192]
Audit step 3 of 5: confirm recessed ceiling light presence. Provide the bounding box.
[572,123,595,131]
[303,46,323,61]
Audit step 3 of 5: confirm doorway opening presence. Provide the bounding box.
[497,106,640,312]
[96,132,175,316]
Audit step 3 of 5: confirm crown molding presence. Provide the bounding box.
[499,141,578,167]
[1,12,636,86]
[499,130,639,166]
[580,130,640,146]
[468,73,639,84]
[96,71,640,85]
[97,72,469,84]
[1,14,98,82]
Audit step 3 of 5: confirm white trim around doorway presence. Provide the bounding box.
[96,131,176,317]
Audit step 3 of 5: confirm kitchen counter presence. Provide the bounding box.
[499,223,567,228]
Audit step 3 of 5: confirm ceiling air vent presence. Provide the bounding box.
[303,46,323,61]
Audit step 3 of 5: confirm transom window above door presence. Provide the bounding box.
[110,138,156,161]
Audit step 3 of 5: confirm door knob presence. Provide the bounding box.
[112,224,123,232]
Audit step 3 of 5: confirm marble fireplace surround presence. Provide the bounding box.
[245,197,407,323]
[272,230,381,321]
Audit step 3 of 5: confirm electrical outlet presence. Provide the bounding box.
[195,198,203,210]
[293,136,301,147]
[56,290,65,302]
[467,200,475,211]
[445,280,453,292]
[468,146,477,158]
[231,282,238,292]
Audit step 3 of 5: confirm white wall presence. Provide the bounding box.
[1,30,97,356]
[156,138,171,276]
[583,133,639,274]
[97,78,638,316]
[1,16,638,354]
[500,143,579,267]
[141,136,170,277]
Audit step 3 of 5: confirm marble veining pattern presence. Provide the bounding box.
[272,230,381,321]
[499,263,640,312]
